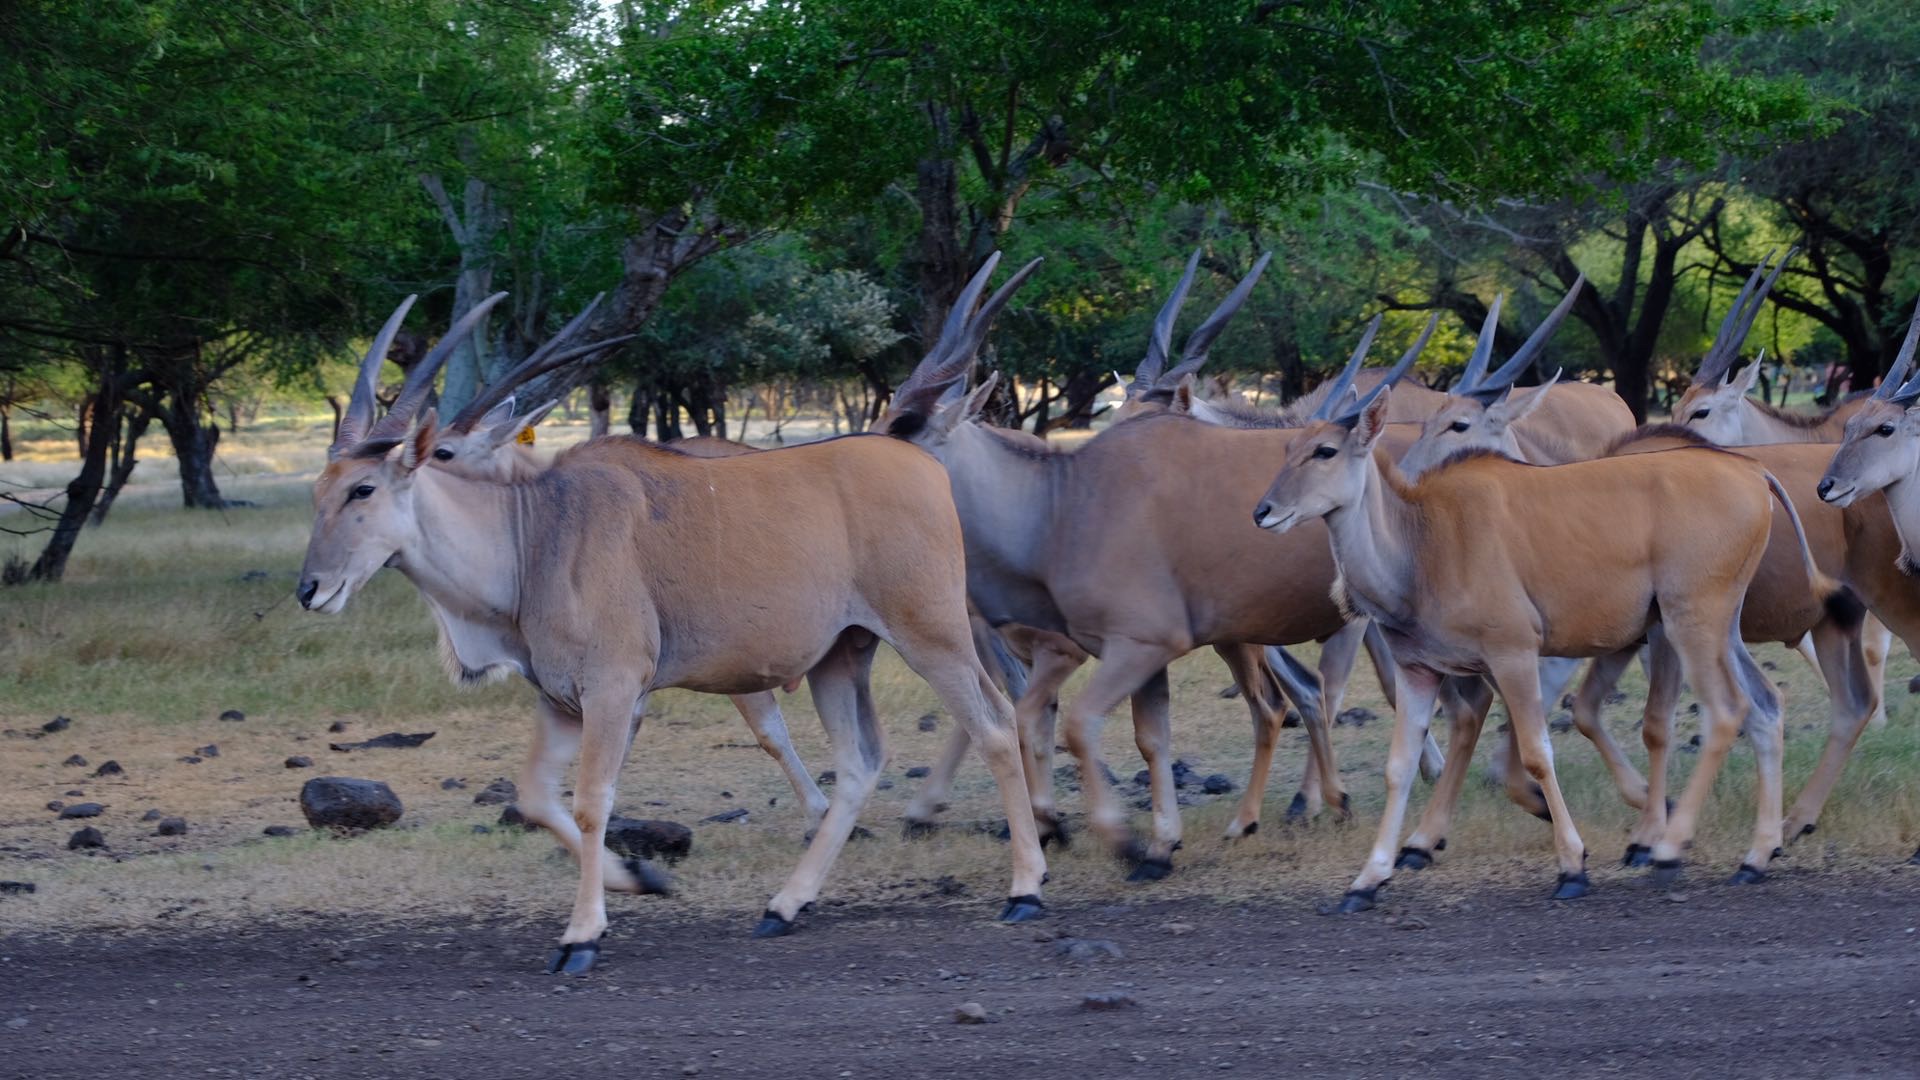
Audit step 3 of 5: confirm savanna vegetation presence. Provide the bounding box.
[5,1,1920,930]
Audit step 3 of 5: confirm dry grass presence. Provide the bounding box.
[3,426,1919,936]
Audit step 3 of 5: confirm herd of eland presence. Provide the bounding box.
[297,248,1920,973]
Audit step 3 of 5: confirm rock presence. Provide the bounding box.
[219,709,246,723]
[1681,734,1701,755]
[1053,937,1123,962]
[92,760,123,778]
[44,801,63,813]
[62,754,87,768]
[440,777,467,790]
[328,731,435,752]
[195,744,220,758]
[64,789,83,797]
[875,779,893,791]
[1162,921,1195,936]
[953,1002,989,1025]
[141,809,163,822]
[1081,992,1139,1011]
[497,805,535,830]
[178,756,203,764]
[67,827,106,850]
[817,770,836,785]
[299,777,403,831]
[58,803,103,819]
[1170,759,1200,789]
[1908,674,1920,695]
[285,755,314,769]
[155,817,188,837]
[263,825,301,838]
[238,569,272,583]
[0,882,35,896]
[1335,707,1376,727]
[603,817,692,862]
[42,716,71,734]
[905,766,931,779]
[917,713,939,733]
[472,778,517,806]
[470,825,492,835]
[1217,683,1241,699]
[701,808,748,824]
[327,720,348,733]
[1201,773,1235,795]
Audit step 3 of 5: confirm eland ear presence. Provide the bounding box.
[489,398,559,449]
[964,371,1002,419]
[1736,352,1766,395]
[1494,370,1560,427]
[398,408,439,473]
[1171,374,1198,416]
[1355,386,1391,447]
[478,395,518,432]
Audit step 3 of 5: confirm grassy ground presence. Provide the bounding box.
[2,421,1918,937]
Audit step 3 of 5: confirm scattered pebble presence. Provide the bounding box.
[701,808,748,824]
[1335,707,1376,727]
[286,756,314,769]
[905,766,931,779]
[263,825,301,838]
[42,716,71,734]
[0,882,35,896]
[1201,773,1235,795]
[498,805,535,830]
[604,817,692,861]
[440,777,467,790]
[195,744,220,758]
[329,731,435,752]
[299,777,403,831]
[155,817,188,837]
[44,801,63,813]
[917,713,939,733]
[58,803,103,819]
[1053,938,1123,962]
[67,827,106,850]
[61,754,87,768]
[327,720,348,733]
[473,778,517,806]
[1081,992,1139,1011]
[953,1002,989,1024]
[219,709,246,722]
[92,760,123,778]
[178,756,203,764]
[1163,922,1195,936]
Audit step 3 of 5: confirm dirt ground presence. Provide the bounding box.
[5,870,1918,1080]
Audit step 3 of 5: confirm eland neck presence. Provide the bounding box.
[942,421,1066,628]
[1320,450,1421,630]
[391,468,525,628]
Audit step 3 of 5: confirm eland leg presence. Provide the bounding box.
[1784,614,1876,842]
[1624,626,1683,866]
[1400,676,1494,867]
[1488,655,1590,900]
[1339,664,1441,912]
[1059,640,1183,874]
[549,682,647,975]
[730,692,829,832]
[519,698,666,898]
[1653,620,1777,884]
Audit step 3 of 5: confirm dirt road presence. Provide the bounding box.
[4,869,1918,1079]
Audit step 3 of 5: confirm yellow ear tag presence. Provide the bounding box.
[516,425,536,446]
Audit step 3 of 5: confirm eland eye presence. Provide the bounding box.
[348,484,376,502]
[1311,445,1338,460]
[1690,408,1711,421]
[1448,419,1470,433]
[432,447,455,461]
[1877,423,1896,438]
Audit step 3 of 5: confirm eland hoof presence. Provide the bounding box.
[1395,846,1433,871]
[1335,887,1377,914]
[1237,821,1259,838]
[1622,844,1652,868]
[545,939,601,975]
[1127,857,1174,883]
[1551,871,1590,901]
[624,858,673,897]
[1729,863,1767,886]
[999,894,1046,923]
[1789,822,1816,844]
[751,910,795,939]
[1285,793,1309,823]
[1650,859,1683,887]
[1037,819,1071,851]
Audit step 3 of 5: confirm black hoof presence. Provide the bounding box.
[1551,871,1590,901]
[1335,887,1377,914]
[1729,863,1767,885]
[1794,822,1816,841]
[1127,857,1174,883]
[1395,846,1433,871]
[1037,816,1071,851]
[751,910,795,938]
[999,894,1046,923]
[1650,859,1683,886]
[624,857,673,896]
[1622,844,1652,868]
[901,819,939,840]
[1240,820,1259,837]
[545,939,601,975]
[1337,792,1353,819]
[1285,793,1308,822]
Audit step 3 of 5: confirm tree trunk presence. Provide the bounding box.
[21,347,126,583]
[588,380,611,438]
[91,407,151,526]
[628,383,651,435]
[1053,368,1109,430]
[653,394,683,442]
[158,381,225,509]
[421,168,500,418]
[0,400,11,462]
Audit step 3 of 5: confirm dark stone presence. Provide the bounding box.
[1335,707,1376,727]
[0,881,35,895]
[875,779,893,791]
[262,825,300,838]
[45,801,63,813]
[1681,733,1701,754]
[1201,773,1234,795]
[219,709,246,723]
[195,744,219,758]
[155,817,187,837]
[67,827,106,850]
[328,731,435,752]
[1132,770,1150,788]
[238,569,272,583]
[91,760,123,778]
[470,825,492,835]
[816,770,836,785]
[603,817,692,862]
[1909,674,1920,695]
[1549,713,1574,734]
[62,754,87,768]
[497,805,534,830]
[472,778,517,805]
[1081,992,1138,1011]
[298,777,402,831]
[178,756,202,764]
[42,716,71,734]
[701,808,749,824]
[1053,937,1123,962]
[440,777,467,790]
[916,713,939,732]
[58,803,103,819]
[1217,683,1241,700]
[905,766,931,779]
[140,809,162,821]
[285,755,313,769]
[326,720,348,733]
[64,789,83,797]
[1170,759,1198,788]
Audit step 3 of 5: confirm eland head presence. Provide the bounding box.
[1819,295,1920,507]
[1673,249,1795,443]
